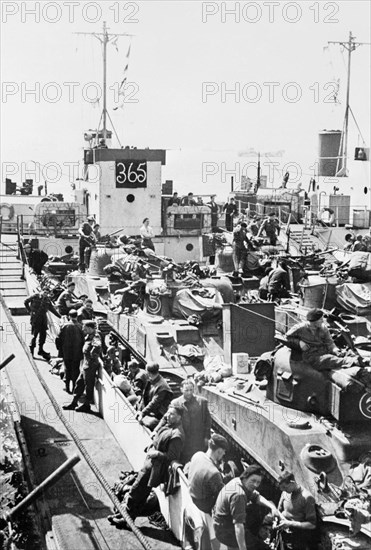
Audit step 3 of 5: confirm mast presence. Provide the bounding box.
[328,31,370,176]
[102,21,108,142]
[74,22,132,145]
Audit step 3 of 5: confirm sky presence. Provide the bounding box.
[1,1,370,200]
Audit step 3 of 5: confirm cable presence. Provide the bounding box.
[0,293,154,550]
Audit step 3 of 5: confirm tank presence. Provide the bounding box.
[200,341,371,549]
[318,130,342,177]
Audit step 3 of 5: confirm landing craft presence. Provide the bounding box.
[2,22,371,550]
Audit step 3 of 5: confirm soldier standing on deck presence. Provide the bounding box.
[62,320,102,413]
[257,212,280,246]
[25,290,61,359]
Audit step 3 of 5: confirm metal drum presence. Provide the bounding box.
[89,247,115,276]
[215,245,234,274]
[299,275,338,310]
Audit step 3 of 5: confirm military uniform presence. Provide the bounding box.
[73,333,102,403]
[24,292,60,356]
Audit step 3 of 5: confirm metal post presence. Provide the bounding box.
[102,21,107,142]
[4,455,80,522]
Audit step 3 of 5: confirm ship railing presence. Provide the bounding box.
[16,213,86,238]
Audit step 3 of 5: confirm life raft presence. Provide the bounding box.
[0,203,15,221]
[319,208,335,225]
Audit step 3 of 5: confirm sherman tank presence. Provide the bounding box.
[199,342,371,549]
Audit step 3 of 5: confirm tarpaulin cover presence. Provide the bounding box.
[172,287,223,321]
[336,282,371,315]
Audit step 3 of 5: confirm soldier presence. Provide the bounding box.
[277,471,317,550]
[78,215,96,272]
[137,362,173,430]
[188,434,229,550]
[55,309,84,393]
[62,320,102,413]
[24,289,61,359]
[109,404,184,528]
[156,379,211,464]
[286,308,360,371]
[213,465,281,550]
[56,281,84,317]
[257,212,280,246]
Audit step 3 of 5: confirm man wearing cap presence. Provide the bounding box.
[277,472,317,550]
[286,308,358,371]
[109,404,184,527]
[56,281,84,317]
[188,434,228,550]
[63,320,102,412]
[55,309,84,393]
[257,212,280,246]
[78,216,96,272]
[154,379,211,464]
[213,465,281,550]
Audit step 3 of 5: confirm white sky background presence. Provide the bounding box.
[1,1,370,200]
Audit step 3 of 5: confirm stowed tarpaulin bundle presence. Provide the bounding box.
[172,287,223,322]
[336,282,371,315]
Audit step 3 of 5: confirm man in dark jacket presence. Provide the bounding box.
[223,197,238,232]
[155,379,211,464]
[137,362,173,430]
[62,320,102,413]
[127,360,148,401]
[25,290,61,358]
[207,195,219,230]
[109,404,184,527]
[56,309,84,393]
